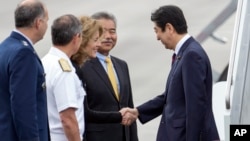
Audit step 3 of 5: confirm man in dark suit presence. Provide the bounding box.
[80,12,138,141]
[0,0,50,141]
[122,5,220,141]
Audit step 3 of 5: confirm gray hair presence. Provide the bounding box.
[51,14,82,46]
[15,0,46,28]
[91,11,117,27]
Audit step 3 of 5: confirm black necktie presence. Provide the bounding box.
[172,53,176,65]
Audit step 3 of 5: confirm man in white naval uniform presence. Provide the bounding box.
[42,14,85,141]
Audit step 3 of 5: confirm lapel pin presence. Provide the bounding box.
[22,40,28,46]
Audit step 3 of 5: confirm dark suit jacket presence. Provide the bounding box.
[80,56,138,141]
[0,31,50,141]
[137,37,220,141]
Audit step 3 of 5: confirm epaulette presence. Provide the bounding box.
[58,58,72,72]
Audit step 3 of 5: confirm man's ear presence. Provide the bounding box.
[72,33,81,44]
[33,18,42,29]
[165,23,174,32]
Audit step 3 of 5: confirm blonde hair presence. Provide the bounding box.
[71,15,103,67]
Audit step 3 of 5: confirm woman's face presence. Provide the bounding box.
[84,31,101,58]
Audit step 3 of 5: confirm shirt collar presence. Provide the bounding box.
[97,52,110,61]
[13,29,34,47]
[174,34,191,55]
[50,47,69,58]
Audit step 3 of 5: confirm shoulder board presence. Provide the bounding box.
[58,58,72,72]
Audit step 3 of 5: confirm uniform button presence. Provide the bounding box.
[42,82,46,90]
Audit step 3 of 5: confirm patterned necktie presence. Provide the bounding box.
[172,53,176,65]
[105,57,119,100]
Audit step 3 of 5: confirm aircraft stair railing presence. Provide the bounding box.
[223,0,250,140]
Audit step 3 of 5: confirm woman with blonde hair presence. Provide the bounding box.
[71,15,124,140]
[71,15,103,68]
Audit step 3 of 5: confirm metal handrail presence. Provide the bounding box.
[196,0,238,44]
[225,0,243,110]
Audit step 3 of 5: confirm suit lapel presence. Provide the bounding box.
[111,57,124,101]
[90,58,119,101]
[176,37,194,60]
[165,37,194,94]
[171,37,194,70]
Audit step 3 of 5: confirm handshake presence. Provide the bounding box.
[119,108,139,126]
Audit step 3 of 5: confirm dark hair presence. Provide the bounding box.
[51,14,82,46]
[15,0,45,28]
[91,11,117,27]
[151,5,187,34]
